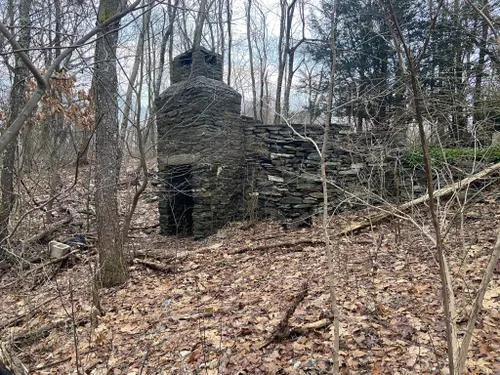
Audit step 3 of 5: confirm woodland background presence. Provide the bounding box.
[0,0,499,374]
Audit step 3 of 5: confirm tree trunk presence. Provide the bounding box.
[246,0,257,119]
[273,0,287,124]
[472,1,488,128]
[322,4,339,373]
[383,0,456,371]
[283,0,303,120]
[118,0,152,168]
[190,0,208,76]
[0,0,33,247]
[217,0,225,63]
[226,0,232,85]
[93,0,128,287]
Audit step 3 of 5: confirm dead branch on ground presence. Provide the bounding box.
[0,250,81,289]
[231,239,324,254]
[133,258,176,273]
[338,162,500,236]
[0,295,63,332]
[294,319,330,335]
[259,282,309,349]
[24,214,73,244]
[10,316,88,347]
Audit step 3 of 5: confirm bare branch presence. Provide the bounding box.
[0,0,142,155]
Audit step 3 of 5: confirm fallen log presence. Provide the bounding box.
[231,239,324,254]
[24,211,73,244]
[338,161,500,236]
[11,317,88,347]
[134,258,176,273]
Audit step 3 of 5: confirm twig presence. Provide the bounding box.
[32,356,71,371]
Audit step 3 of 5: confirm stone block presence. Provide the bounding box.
[309,192,324,199]
[158,153,201,167]
[293,204,313,209]
[268,175,284,183]
[296,182,319,190]
[49,241,70,259]
[261,190,283,197]
[339,169,358,175]
[303,197,318,204]
[350,163,365,169]
[281,196,303,205]
[270,153,294,159]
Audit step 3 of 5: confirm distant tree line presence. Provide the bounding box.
[302,0,499,146]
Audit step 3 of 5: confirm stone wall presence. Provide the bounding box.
[243,121,412,226]
[242,121,497,228]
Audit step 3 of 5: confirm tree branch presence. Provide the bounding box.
[0,0,142,154]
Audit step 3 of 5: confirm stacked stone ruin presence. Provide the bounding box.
[156,48,451,238]
[156,47,246,238]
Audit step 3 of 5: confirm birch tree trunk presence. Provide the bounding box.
[226,0,232,85]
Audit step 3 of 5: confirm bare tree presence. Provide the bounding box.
[121,26,149,246]
[226,0,232,85]
[93,0,129,287]
[321,4,339,373]
[0,0,33,247]
[273,0,288,124]
[192,0,208,52]
[254,3,270,122]
[0,0,142,156]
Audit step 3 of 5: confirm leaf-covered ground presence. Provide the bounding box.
[1,183,499,375]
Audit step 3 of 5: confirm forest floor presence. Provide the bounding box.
[0,168,499,375]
